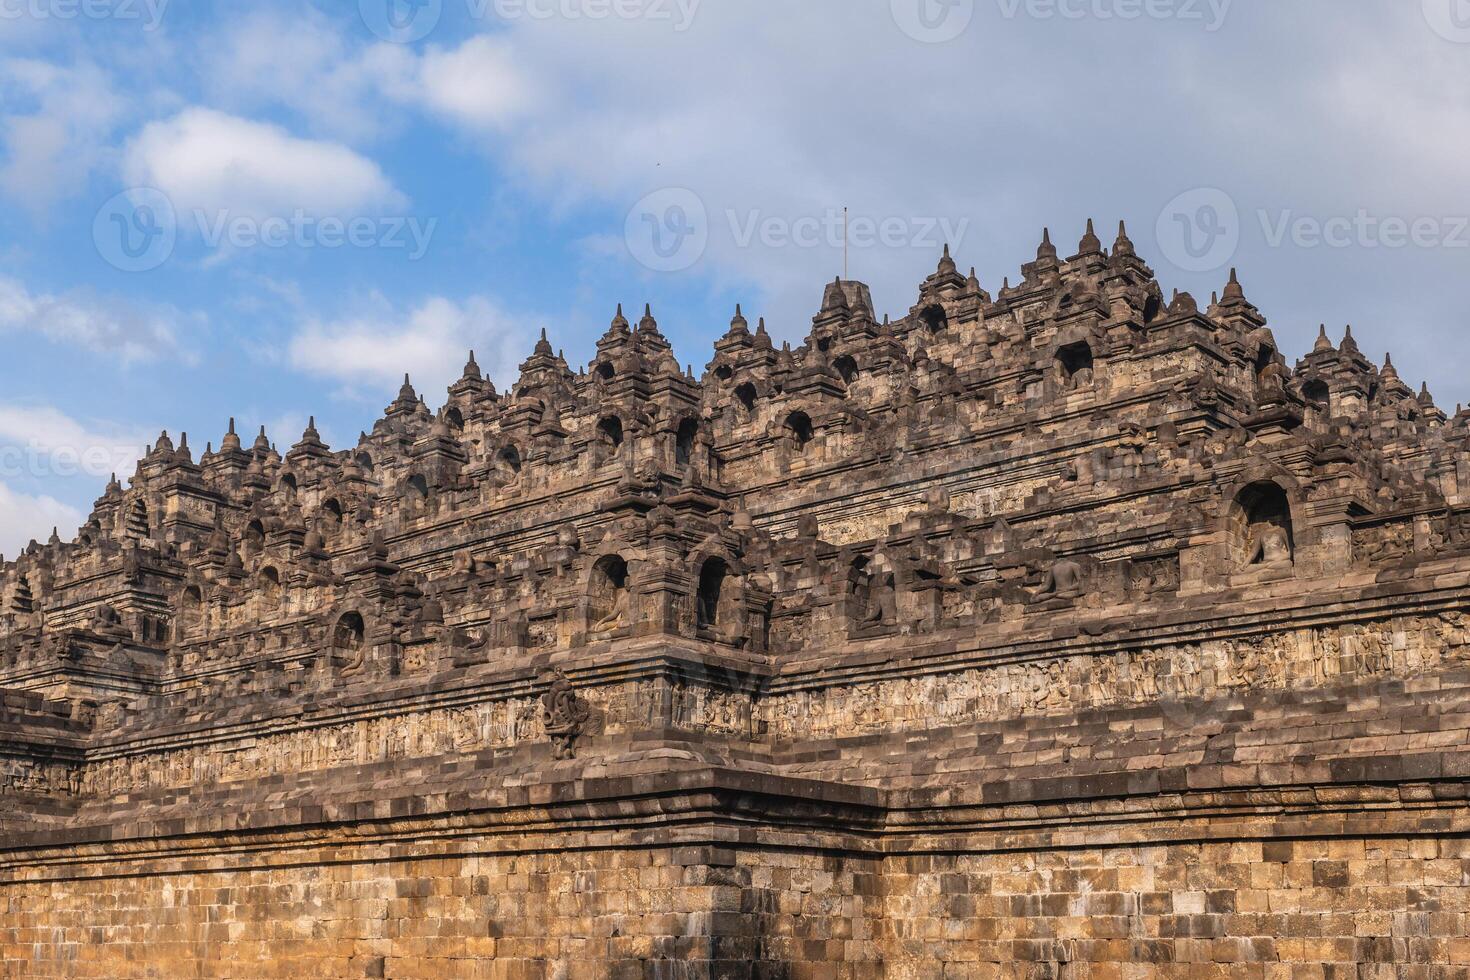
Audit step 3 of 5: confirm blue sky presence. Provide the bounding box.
[1,0,1469,553]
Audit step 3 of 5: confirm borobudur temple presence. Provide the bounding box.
[3,223,1469,977]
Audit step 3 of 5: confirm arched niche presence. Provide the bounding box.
[179,585,203,628]
[244,519,266,554]
[1055,341,1095,389]
[588,554,630,632]
[696,556,730,631]
[784,411,814,453]
[597,416,624,449]
[735,382,758,415]
[334,611,365,652]
[1302,378,1331,417]
[1229,481,1295,567]
[258,566,282,604]
[675,417,699,467]
[495,444,522,481]
[920,304,947,334]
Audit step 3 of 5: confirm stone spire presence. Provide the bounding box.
[1380,352,1399,382]
[1314,324,1334,353]
[637,304,659,334]
[965,266,985,300]
[462,350,481,380]
[728,304,749,336]
[937,243,958,278]
[1078,218,1101,255]
[173,432,193,466]
[221,418,242,452]
[252,425,271,453]
[1221,267,1247,305]
[1036,227,1057,261]
[820,277,850,314]
[289,417,329,462]
[1112,220,1135,258]
[385,373,421,417]
[1340,325,1361,357]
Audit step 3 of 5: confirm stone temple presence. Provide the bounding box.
[3,222,1470,978]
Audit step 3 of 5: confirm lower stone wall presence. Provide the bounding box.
[0,843,884,980]
[882,837,1470,978]
[4,828,1468,978]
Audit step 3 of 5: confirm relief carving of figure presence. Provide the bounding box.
[591,585,628,633]
[540,669,591,760]
[852,559,896,628]
[1031,558,1086,601]
[1245,524,1292,565]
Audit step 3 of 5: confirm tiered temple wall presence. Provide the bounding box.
[4,224,1470,976]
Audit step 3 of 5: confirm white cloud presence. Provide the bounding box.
[288,293,533,398]
[195,10,530,139]
[0,481,81,558]
[0,58,126,212]
[202,10,418,143]
[416,35,533,130]
[0,274,198,363]
[122,108,406,220]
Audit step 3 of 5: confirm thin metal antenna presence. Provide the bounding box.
[843,206,849,281]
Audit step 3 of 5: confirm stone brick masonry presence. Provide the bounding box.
[3,222,1470,976]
